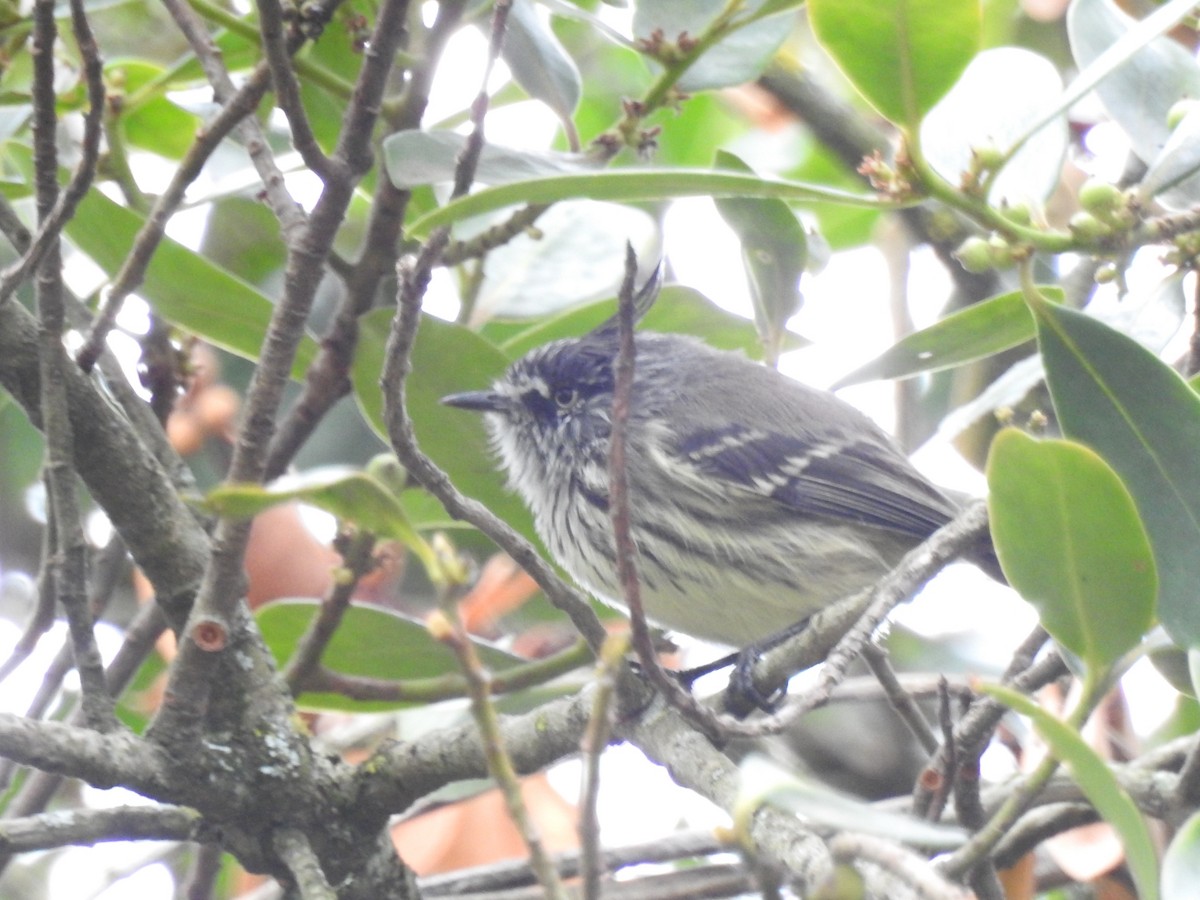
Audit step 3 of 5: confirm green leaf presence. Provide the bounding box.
[349,309,539,545]
[1165,810,1200,900]
[834,287,1059,388]
[808,0,980,129]
[495,284,806,361]
[404,168,890,236]
[1067,0,1200,176]
[108,60,199,160]
[997,0,1200,171]
[383,131,595,189]
[503,0,581,124]
[712,150,806,363]
[985,683,1160,900]
[65,190,318,378]
[257,599,524,712]
[202,467,440,579]
[986,429,1156,671]
[198,196,289,286]
[1029,295,1200,648]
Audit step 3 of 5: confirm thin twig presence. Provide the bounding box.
[0,805,205,852]
[179,842,225,900]
[418,830,726,896]
[381,252,607,651]
[0,0,105,308]
[578,636,625,900]
[438,604,568,900]
[828,833,972,900]
[283,531,377,692]
[257,0,333,179]
[607,245,727,741]
[0,534,57,686]
[441,204,551,267]
[861,641,938,754]
[273,827,337,900]
[30,0,116,734]
[709,502,996,741]
[299,638,591,703]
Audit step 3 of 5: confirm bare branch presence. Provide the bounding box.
[274,827,338,900]
[862,641,939,754]
[154,0,416,734]
[0,0,105,308]
[257,0,334,179]
[0,713,166,793]
[0,806,206,853]
[418,830,726,896]
[30,0,115,733]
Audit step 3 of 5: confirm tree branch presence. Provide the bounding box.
[274,827,338,900]
[0,714,167,794]
[0,805,207,853]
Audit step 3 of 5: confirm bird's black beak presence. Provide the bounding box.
[441,389,510,413]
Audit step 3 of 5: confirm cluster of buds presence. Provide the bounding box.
[1068,178,1138,242]
[634,27,699,63]
[1162,231,1200,270]
[954,232,1031,273]
[857,150,914,200]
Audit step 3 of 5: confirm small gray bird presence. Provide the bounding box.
[443,291,979,648]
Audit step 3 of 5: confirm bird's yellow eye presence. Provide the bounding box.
[553,387,577,409]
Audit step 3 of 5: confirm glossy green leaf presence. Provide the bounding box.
[1029,295,1200,648]
[495,284,806,361]
[404,169,890,236]
[1067,0,1200,175]
[202,467,439,578]
[998,0,1200,174]
[834,287,1059,388]
[199,196,289,286]
[986,683,1160,900]
[713,150,806,363]
[1165,811,1200,900]
[350,308,538,545]
[503,0,581,123]
[1142,104,1200,210]
[65,190,318,378]
[987,429,1155,671]
[808,0,980,128]
[257,599,524,712]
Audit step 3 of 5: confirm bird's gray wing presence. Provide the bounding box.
[671,425,957,539]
